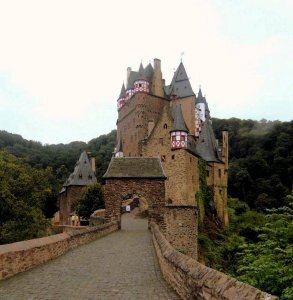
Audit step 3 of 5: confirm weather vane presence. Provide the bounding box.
[180,51,185,62]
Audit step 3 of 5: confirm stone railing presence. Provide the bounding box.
[0,221,118,280]
[151,223,277,300]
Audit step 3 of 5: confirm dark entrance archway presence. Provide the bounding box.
[103,157,167,229]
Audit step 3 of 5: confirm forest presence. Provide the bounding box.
[0,118,292,298]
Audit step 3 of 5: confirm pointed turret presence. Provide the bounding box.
[134,62,150,93]
[62,151,97,187]
[167,62,195,99]
[117,83,126,110]
[119,83,126,98]
[195,87,207,136]
[170,104,189,150]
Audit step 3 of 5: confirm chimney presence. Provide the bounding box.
[153,58,161,71]
[151,58,164,97]
[87,152,96,174]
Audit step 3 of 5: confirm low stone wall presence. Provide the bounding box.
[0,221,118,280]
[151,223,277,300]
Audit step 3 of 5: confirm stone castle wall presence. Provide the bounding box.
[104,178,166,229]
[117,93,168,157]
[0,221,118,280]
[164,205,198,259]
[59,185,84,225]
[143,105,199,205]
[151,222,277,300]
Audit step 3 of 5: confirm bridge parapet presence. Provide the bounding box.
[151,222,277,300]
[0,221,118,280]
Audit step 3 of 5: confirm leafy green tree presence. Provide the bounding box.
[236,202,293,299]
[76,183,104,219]
[0,151,53,244]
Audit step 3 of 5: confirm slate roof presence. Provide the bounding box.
[103,157,166,179]
[144,63,154,81]
[170,104,189,133]
[119,83,126,98]
[62,151,97,188]
[126,71,139,89]
[196,118,221,163]
[166,62,195,98]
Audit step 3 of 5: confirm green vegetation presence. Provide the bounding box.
[199,118,293,299]
[1,119,292,297]
[76,183,105,219]
[0,130,116,244]
[0,151,55,244]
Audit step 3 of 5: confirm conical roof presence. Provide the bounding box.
[119,83,126,98]
[144,63,153,81]
[62,151,97,187]
[195,103,221,162]
[170,104,189,133]
[167,62,195,98]
[137,62,147,81]
[126,71,139,89]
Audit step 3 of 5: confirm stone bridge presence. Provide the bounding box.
[0,214,179,300]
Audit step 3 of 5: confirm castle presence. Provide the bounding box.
[114,58,228,227]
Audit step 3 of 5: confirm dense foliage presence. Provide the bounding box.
[0,130,116,244]
[1,119,292,297]
[76,183,105,219]
[212,118,293,210]
[0,151,55,244]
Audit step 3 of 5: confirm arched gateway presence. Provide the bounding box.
[103,157,167,229]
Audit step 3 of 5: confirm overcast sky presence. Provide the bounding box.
[0,0,292,144]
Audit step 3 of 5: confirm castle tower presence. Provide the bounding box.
[117,83,126,110]
[151,58,164,97]
[170,104,189,150]
[134,63,150,93]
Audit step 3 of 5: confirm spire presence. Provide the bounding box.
[170,104,189,133]
[119,83,126,98]
[196,87,206,104]
[139,62,144,74]
[167,62,195,98]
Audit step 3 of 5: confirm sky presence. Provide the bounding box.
[0,0,292,144]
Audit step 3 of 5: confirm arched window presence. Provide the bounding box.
[163,123,167,129]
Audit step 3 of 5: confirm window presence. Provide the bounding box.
[206,170,210,177]
[163,123,167,129]
[218,169,221,178]
[172,155,175,160]
[139,83,142,87]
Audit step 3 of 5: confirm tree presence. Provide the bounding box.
[76,183,105,219]
[0,151,53,244]
[236,202,293,299]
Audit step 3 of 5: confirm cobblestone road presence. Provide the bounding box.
[0,214,179,300]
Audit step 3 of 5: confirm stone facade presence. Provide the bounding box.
[151,223,277,300]
[164,205,198,259]
[59,185,83,225]
[115,59,229,229]
[104,178,165,229]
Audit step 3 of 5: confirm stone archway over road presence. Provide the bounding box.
[103,157,167,229]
